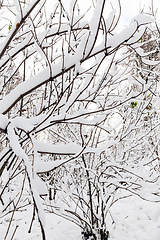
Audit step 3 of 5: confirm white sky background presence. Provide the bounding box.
[61,0,160,30]
[2,0,159,33]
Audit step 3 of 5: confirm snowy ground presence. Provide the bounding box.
[109,196,160,240]
[1,195,160,240]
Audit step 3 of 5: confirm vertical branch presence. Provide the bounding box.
[26,170,46,240]
[61,38,65,95]
[4,171,26,240]
[82,154,94,227]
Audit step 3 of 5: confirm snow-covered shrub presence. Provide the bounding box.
[0,0,160,239]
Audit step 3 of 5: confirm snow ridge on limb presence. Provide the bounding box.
[0,114,9,133]
[7,120,46,239]
[0,15,154,116]
[0,0,41,59]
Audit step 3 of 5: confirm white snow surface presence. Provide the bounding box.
[0,114,9,130]
[142,58,160,66]
[1,194,160,240]
[35,141,82,155]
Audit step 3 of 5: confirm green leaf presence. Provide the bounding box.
[8,23,12,31]
[131,102,137,108]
